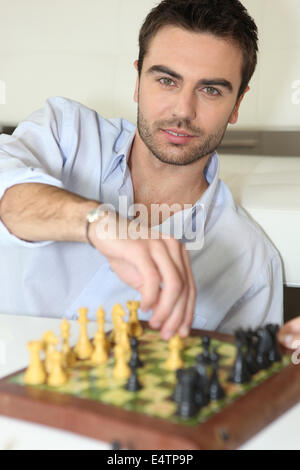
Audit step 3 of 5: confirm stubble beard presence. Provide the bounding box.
[137,108,228,167]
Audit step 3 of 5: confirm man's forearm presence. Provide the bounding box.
[0,183,100,243]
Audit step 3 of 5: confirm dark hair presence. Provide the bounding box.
[138,0,258,98]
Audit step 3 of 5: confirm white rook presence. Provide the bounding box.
[0,80,6,104]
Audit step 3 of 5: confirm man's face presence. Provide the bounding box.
[134,26,247,166]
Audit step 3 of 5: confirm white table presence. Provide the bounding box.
[0,313,299,450]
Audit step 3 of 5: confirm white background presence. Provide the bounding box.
[0,0,299,129]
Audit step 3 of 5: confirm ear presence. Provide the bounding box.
[229,86,250,124]
[133,60,140,103]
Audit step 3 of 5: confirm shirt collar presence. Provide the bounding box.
[199,151,220,216]
[174,152,220,245]
[102,122,136,183]
[180,151,220,220]
[151,152,220,243]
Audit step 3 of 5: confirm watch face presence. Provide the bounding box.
[87,206,104,223]
[87,208,98,223]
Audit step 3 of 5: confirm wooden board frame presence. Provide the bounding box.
[0,324,298,450]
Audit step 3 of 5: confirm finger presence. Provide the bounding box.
[122,242,162,312]
[278,319,300,349]
[150,239,188,336]
[177,246,196,337]
[157,248,188,340]
[147,239,185,329]
[280,318,300,335]
[278,332,300,349]
[158,242,193,340]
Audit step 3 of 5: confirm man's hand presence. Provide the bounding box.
[88,211,196,340]
[278,318,300,349]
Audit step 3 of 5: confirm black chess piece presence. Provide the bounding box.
[209,349,225,401]
[125,364,142,392]
[129,348,143,368]
[130,337,138,349]
[194,356,210,407]
[201,336,211,365]
[235,328,246,342]
[176,369,199,419]
[129,337,143,368]
[256,327,273,369]
[228,335,251,384]
[245,329,260,375]
[266,324,282,363]
[172,368,184,403]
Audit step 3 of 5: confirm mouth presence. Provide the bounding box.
[164,128,194,137]
[161,128,195,144]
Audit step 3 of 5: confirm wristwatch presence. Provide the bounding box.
[86,205,105,247]
[86,205,106,224]
[86,205,116,247]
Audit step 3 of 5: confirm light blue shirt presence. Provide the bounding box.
[0,97,283,333]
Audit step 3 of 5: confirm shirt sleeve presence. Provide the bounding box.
[217,253,284,334]
[0,96,70,247]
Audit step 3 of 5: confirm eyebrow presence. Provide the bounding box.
[146,64,233,93]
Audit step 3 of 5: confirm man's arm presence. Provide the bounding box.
[0,182,196,340]
[0,183,99,243]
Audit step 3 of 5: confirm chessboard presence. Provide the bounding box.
[0,308,299,450]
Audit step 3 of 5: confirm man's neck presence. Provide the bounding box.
[128,134,212,212]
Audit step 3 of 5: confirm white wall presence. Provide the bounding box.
[239,0,300,130]
[0,0,299,130]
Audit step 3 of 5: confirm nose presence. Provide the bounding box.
[171,87,197,121]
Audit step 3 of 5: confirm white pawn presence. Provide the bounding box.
[24,341,46,385]
[74,307,93,360]
[91,331,108,365]
[113,344,130,381]
[47,350,67,387]
[42,331,59,374]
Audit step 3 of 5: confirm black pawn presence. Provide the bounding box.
[228,336,251,384]
[176,369,199,419]
[129,337,143,368]
[172,368,184,403]
[130,337,138,349]
[201,336,211,364]
[129,348,143,368]
[209,349,225,401]
[125,365,142,392]
[266,324,282,363]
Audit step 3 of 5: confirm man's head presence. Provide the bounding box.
[133,0,258,167]
[138,0,258,100]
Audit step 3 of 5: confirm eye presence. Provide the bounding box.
[158,77,175,87]
[203,86,221,96]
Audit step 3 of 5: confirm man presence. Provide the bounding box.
[0,0,283,339]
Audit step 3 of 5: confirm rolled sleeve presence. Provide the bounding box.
[0,96,70,246]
